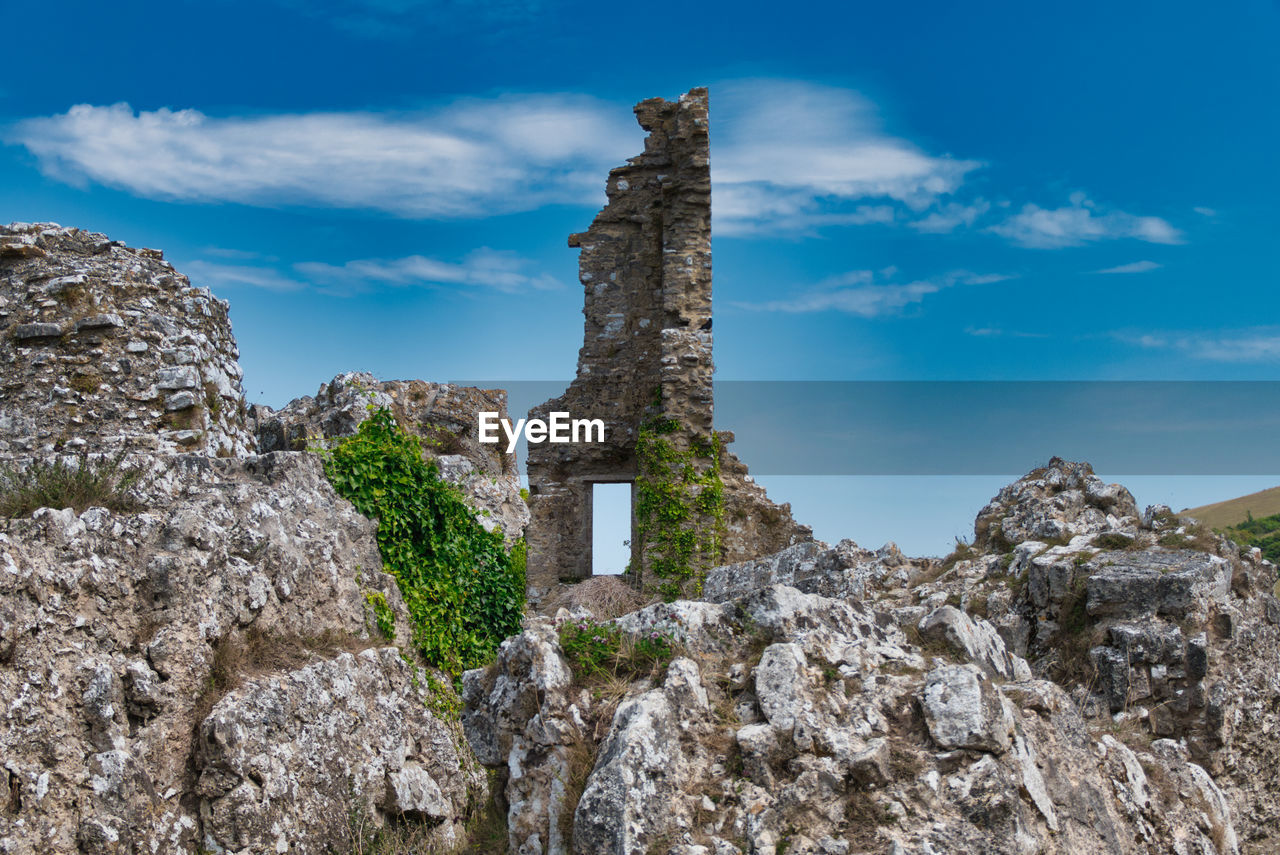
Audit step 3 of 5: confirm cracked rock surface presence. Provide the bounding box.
[466,458,1274,854]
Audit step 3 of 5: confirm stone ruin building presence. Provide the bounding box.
[0,223,255,459]
[526,88,811,598]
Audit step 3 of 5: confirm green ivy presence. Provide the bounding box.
[323,407,525,676]
[634,415,726,601]
[363,591,396,640]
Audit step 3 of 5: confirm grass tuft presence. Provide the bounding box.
[0,453,143,516]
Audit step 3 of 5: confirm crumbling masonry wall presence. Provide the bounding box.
[0,223,256,458]
[526,88,811,599]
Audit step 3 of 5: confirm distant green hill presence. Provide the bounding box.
[1182,486,1280,529]
[1182,487,1280,564]
[1217,513,1280,564]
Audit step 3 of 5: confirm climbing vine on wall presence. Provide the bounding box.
[634,415,726,601]
[322,406,526,676]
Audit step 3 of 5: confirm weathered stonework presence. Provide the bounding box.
[0,223,255,458]
[526,89,809,599]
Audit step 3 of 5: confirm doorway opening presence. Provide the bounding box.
[591,482,632,575]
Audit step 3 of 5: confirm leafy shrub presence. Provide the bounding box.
[323,407,525,676]
[557,616,676,680]
[1222,512,1280,564]
[559,618,622,676]
[0,453,143,517]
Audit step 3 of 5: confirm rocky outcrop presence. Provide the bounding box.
[0,222,255,457]
[198,647,481,854]
[464,457,1277,854]
[0,452,482,854]
[465,580,1242,854]
[0,229,492,854]
[251,370,529,542]
[973,456,1140,549]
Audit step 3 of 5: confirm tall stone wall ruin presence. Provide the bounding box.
[526,88,811,600]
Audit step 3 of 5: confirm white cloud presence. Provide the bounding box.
[1094,260,1162,274]
[295,248,561,295]
[8,97,637,218]
[183,248,560,296]
[734,269,1010,318]
[963,326,1049,339]
[9,81,1183,251]
[909,200,991,234]
[184,261,307,292]
[989,192,1183,249]
[711,80,980,236]
[1125,328,1280,362]
[201,247,279,262]
[1193,206,1217,217]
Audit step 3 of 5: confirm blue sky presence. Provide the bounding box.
[3,0,1278,559]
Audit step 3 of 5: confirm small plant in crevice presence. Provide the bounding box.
[363,591,396,641]
[203,381,224,415]
[557,616,678,683]
[321,406,526,677]
[559,618,622,677]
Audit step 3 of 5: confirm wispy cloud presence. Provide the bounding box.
[964,327,1050,339]
[1193,206,1217,217]
[201,247,279,262]
[734,269,1011,317]
[711,80,980,236]
[184,248,560,296]
[296,249,561,295]
[1123,327,1280,362]
[184,261,307,292]
[7,96,637,218]
[1094,260,1162,274]
[8,81,1187,250]
[909,199,991,234]
[989,192,1182,249]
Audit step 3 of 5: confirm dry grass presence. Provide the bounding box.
[0,453,144,517]
[556,740,600,847]
[343,767,510,854]
[545,576,655,620]
[1183,485,1280,529]
[1157,520,1219,553]
[194,626,380,725]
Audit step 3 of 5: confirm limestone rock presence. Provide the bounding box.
[0,452,480,854]
[920,664,1012,753]
[974,456,1139,549]
[465,570,1244,854]
[198,648,480,853]
[918,606,1032,681]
